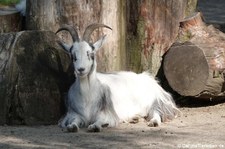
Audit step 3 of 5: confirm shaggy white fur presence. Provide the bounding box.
[57,24,180,132]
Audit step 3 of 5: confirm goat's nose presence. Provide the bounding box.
[78,68,85,73]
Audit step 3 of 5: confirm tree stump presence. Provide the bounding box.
[126,0,198,75]
[0,31,73,125]
[26,0,126,72]
[163,12,225,98]
[25,0,198,75]
[0,6,22,33]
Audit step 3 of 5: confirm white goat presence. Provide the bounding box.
[56,24,179,132]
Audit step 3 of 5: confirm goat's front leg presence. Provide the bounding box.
[59,112,84,132]
[87,112,118,132]
[87,121,104,132]
[87,86,119,132]
[147,111,161,127]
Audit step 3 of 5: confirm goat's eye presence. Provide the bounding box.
[69,45,73,53]
[87,51,90,60]
[87,51,94,60]
[71,54,77,61]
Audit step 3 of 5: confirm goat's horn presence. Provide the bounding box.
[83,23,112,42]
[56,24,79,42]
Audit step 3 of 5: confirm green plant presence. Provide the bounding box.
[0,0,19,5]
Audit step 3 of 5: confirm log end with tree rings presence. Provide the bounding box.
[163,42,209,96]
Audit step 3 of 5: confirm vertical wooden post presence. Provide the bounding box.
[126,0,196,75]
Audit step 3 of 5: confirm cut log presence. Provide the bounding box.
[180,12,204,29]
[163,12,225,98]
[0,31,73,125]
[164,42,209,96]
[0,6,22,33]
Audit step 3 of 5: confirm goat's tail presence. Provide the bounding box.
[154,85,180,122]
[142,72,180,122]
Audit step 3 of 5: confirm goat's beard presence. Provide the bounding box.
[74,63,94,78]
[74,71,88,78]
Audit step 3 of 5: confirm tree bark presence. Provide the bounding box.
[0,31,73,125]
[26,0,57,31]
[163,12,225,98]
[26,0,126,72]
[0,7,22,33]
[126,0,197,75]
[26,0,197,75]
[0,0,200,125]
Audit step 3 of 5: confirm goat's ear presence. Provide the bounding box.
[57,40,72,53]
[93,35,107,51]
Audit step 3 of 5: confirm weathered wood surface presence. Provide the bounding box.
[26,0,57,31]
[26,0,197,75]
[163,12,225,97]
[0,0,199,125]
[26,0,126,72]
[164,42,209,96]
[126,0,198,75]
[0,31,73,125]
[0,7,22,33]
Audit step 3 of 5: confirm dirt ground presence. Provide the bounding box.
[1,1,225,149]
[0,99,225,149]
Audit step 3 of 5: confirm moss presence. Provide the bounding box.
[185,0,198,17]
[137,17,146,44]
[177,30,193,43]
[0,0,19,5]
[127,36,142,72]
[127,17,146,73]
[118,0,126,70]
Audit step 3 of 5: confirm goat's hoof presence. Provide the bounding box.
[147,121,159,127]
[67,124,79,132]
[87,124,101,132]
[101,123,109,128]
[129,117,139,124]
[147,119,160,127]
